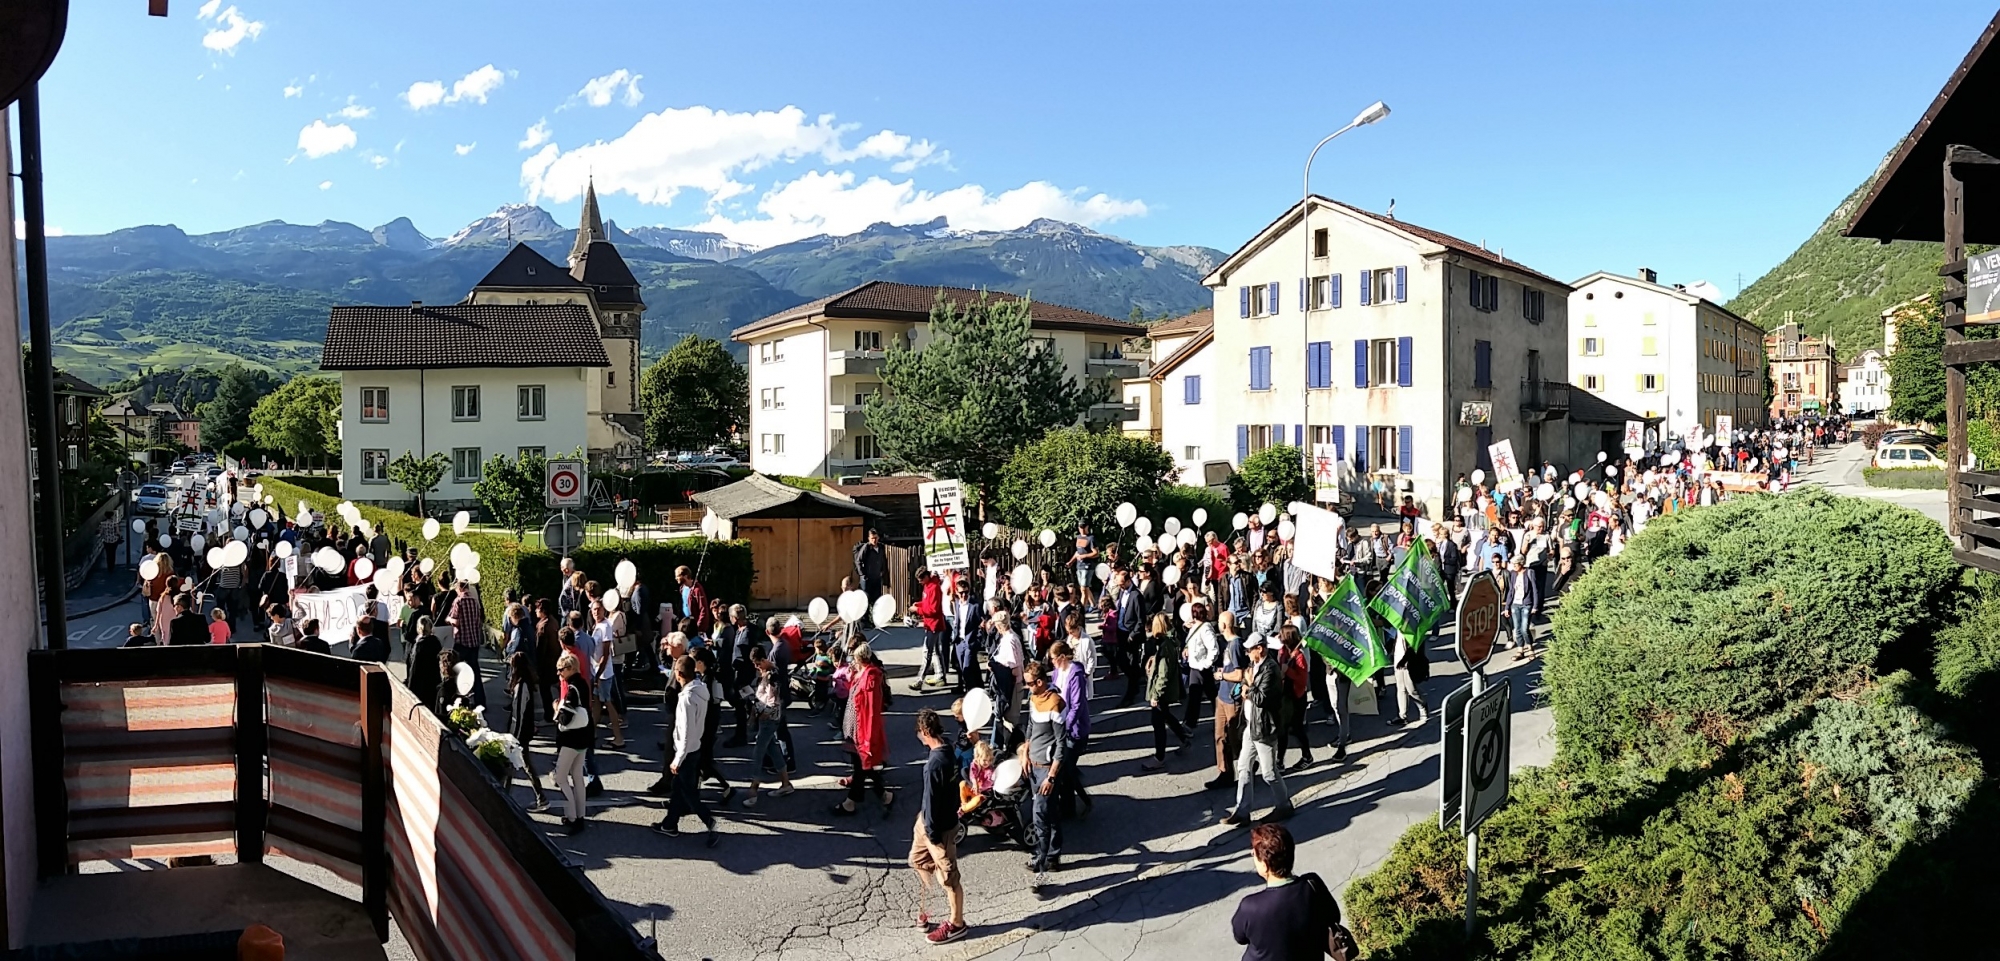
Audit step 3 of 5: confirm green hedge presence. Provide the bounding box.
[1345,492,1982,959]
[1154,484,1229,530]
[268,473,341,497]
[517,539,753,618]
[1862,465,1948,489]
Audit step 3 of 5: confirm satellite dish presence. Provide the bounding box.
[453,662,476,697]
[1191,508,1208,527]
[871,592,898,627]
[963,688,994,732]
[452,510,470,535]
[808,596,830,625]
[422,517,440,541]
[1133,516,1152,537]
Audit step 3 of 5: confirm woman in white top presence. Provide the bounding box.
[1181,607,1219,730]
[589,599,625,748]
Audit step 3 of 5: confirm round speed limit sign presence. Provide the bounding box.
[550,470,579,499]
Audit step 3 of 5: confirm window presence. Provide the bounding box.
[1250,284,1268,317]
[1248,424,1274,454]
[65,444,78,470]
[1184,445,1202,460]
[1641,336,1658,356]
[1580,337,1603,356]
[759,338,787,363]
[517,385,546,420]
[452,447,482,483]
[1474,340,1493,388]
[518,446,545,461]
[1467,270,1500,311]
[1642,311,1657,326]
[1249,347,1273,391]
[1371,426,1403,473]
[1584,312,1597,327]
[1366,266,1406,305]
[1581,374,1602,391]
[607,368,615,387]
[1312,228,1329,258]
[759,387,787,410]
[1783,372,1801,389]
[758,433,785,454]
[1370,338,1399,387]
[853,434,883,460]
[360,387,390,423]
[1306,341,1332,389]
[1522,289,1546,323]
[855,330,884,351]
[1307,275,1334,310]
[1639,374,1662,392]
[853,383,880,406]
[451,386,480,421]
[361,449,390,483]
[1910,449,1932,463]
[1886,448,1906,462]
[1183,375,1202,405]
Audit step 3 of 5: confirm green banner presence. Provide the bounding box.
[1369,536,1451,639]
[1303,575,1392,685]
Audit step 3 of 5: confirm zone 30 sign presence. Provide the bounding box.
[545,459,587,509]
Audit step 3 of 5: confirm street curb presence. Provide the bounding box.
[63,582,143,621]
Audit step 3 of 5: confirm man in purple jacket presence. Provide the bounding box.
[1050,630,1093,818]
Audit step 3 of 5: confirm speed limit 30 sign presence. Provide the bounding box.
[546,459,587,509]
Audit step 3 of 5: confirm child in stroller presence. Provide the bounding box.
[955,743,1028,847]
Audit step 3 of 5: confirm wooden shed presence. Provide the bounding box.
[819,474,930,543]
[694,473,885,608]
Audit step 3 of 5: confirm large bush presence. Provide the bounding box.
[991,427,1176,532]
[1229,443,1310,513]
[1345,492,1982,960]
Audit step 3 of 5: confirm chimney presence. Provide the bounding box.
[410,301,423,312]
[1673,283,1687,292]
[1638,267,1657,284]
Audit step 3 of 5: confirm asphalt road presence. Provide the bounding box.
[1793,439,1947,525]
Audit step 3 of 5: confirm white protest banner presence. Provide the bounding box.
[1623,420,1644,450]
[1714,414,1734,443]
[1290,501,1347,581]
[916,479,970,571]
[1311,443,1341,503]
[1487,439,1525,493]
[291,585,371,648]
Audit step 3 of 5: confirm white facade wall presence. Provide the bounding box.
[1158,340,1215,482]
[745,324,831,476]
[339,366,593,505]
[1568,275,1768,440]
[1843,350,1891,415]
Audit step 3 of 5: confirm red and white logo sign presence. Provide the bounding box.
[545,459,586,508]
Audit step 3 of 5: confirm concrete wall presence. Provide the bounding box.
[745,324,831,476]
[0,107,43,945]
[339,366,592,505]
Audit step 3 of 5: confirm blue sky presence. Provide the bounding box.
[18,0,1996,293]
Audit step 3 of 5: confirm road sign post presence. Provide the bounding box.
[1460,675,1513,939]
[542,511,584,555]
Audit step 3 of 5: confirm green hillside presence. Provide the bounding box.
[1727,172,1944,353]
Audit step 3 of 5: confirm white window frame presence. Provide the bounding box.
[1641,374,1662,392]
[1370,269,1395,305]
[452,447,482,483]
[853,434,883,460]
[1307,275,1332,310]
[1249,284,1268,317]
[1312,228,1329,259]
[518,446,545,461]
[1581,374,1602,391]
[855,329,884,351]
[1369,338,1399,388]
[1248,424,1273,455]
[360,387,390,423]
[1184,445,1201,460]
[760,433,786,455]
[451,386,481,422]
[1371,426,1400,473]
[361,449,390,484]
[517,385,546,421]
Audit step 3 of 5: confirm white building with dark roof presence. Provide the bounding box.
[324,185,642,507]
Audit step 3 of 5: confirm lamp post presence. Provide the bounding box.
[1301,101,1390,459]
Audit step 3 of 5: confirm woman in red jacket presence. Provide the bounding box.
[833,642,894,816]
[913,570,950,690]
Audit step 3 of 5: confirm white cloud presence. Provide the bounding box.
[519,105,940,208]
[282,83,302,98]
[403,64,505,111]
[333,98,373,120]
[519,119,551,151]
[683,171,1145,249]
[12,220,62,237]
[455,142,477,156]
[318,181,333,191]
[573,69,644,108]
[363,152,390,169]
[198,4,264,54]
[296,120,357,159]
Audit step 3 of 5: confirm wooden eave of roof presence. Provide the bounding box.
[1846,10,2000,244]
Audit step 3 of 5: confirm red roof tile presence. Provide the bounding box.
[732,281,1144,340]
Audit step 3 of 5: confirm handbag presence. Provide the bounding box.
[554,685,588,731]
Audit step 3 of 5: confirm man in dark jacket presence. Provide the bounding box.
[852,528,888,624]
[1221,636,1292,825]
[167,595,208,646]
[295,618,331,655]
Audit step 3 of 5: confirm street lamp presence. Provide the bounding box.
[1302,101,1390,459]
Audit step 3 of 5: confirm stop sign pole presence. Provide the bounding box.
[1453,571,1503,940]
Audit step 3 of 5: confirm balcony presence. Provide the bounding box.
[1087,356,1145,379]
[1520,379,1571,421]
[828,456,883,473]
[828,349,885,377]
[830,404,868,432]
[1086,401,1142,425]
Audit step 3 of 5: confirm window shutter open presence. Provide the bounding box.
[1398,426,1414,474]
[1397,336,1413,387]
[1268,281,1280,314]
[1359,269,1373,306]
[1332,425,1346,460]
[1394,265,1407,303]
[1355,425,1369,468]
[1272,424,1285,450]
[1294,424,1304,447]
[1237,424,1249,462]
[1476,426,1493,471]
[1240,286,1251,318]
[1331,272,1342,308]
[1474,340,1492,388]
[1354,340,1368,388]
[1468,271,1480,306]
[1486,276,1500,311]
[1299,278,1306,310]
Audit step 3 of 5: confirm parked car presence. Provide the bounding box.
[1877,429,1944,450]
[168,463,189,476]
[1874,442,1943,470]
[132,484,169,514]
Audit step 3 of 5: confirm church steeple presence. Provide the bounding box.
[569,177,604,269]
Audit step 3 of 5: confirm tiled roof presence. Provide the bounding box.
[1211,196,1568,290]
[693,472,885,520]
[820,474,930,498]
[53,371,108,397]
[733,281,1144,340]
[321,303,609,370]
[1146,308,1212,338]
[571,240,644,305]
[473,243,586,290]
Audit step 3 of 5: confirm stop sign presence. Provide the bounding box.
[1456,572,1503,670]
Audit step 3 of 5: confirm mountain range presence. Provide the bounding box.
[28,205,1221,385]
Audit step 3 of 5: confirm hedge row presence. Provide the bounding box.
[1861,466,1948,489]
[1344,491,1979,959]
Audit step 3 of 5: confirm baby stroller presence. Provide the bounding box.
[955,757,1029,848]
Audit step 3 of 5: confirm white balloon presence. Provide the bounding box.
[353,557,375,580]
[1135,533,1155,554]
[384,557,405,581]
[837,590,869,623]
[981,522,999,540]
[1178,528,1199,548]
[298,500,310,518]
[372,570,398,595]
[1178,601,1194,626]
[454,662,476,697]
[464,568,482,584]
[422,517,440,541]
[1191,508,1208,527]
[1536,483,1556,502]
[1278,518,1296,541]
[138,557,159,581]
[249,509,267,529]
[1094,562,1112,582]
[1012,539,1029,560]
[1605,466,1620,478]
[1010,563,1033,593]
[1232,512,1249,531]
[963,688,994,732]
[700,512,719,538]
[1562,495,1577,510]
[263,495,274,505]
[1258,503,1278,525]
[1471,469,1487,485]
[205,547,225,569]
[1115,502,1137,528]
[222,541,249,568]
[1133,516,1152,537]
[159,534,172,548]
[1162,565,1182,586]
[1457,488,1474,504]
[1162,517,1181,537]
[1286,502,1309,519]
[274,541,294,559]
[871,592,898,627]
[452,510,470,535]
[131,519,147,534]
[419,557,436,575]
[601,587,622,611]
[450,542,473,566]
[355,520,373,540]
[233,525,249,542]
[1039,529,1056,548]
[314,547,344,574]
[190,534,206,552]
[808,596,830,625]
[615,560,638,591]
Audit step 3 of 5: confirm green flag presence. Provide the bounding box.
[1370,536,1450,639]
[1303,575,1392,685]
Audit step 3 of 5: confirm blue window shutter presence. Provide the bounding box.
[1331,273,1342,309]
[1469,271,1480,306]
[1397,336,1413,387]
[1268,281,1280,315]
[1359,269,1373,306]
[1398,426,1414,474]
[1332,425,1346,460]
[1274,424,1286,450]
[1237,424,1250,462]
[1394,265,1407,303]
[1294,424,1303,447]
[1355,425,1369,468]
[1475,427,1493,472]
[1240,286,1251,318]
[1354,339,1369,388]
[1474,340,1492,388]
[1184,375,1200,405]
